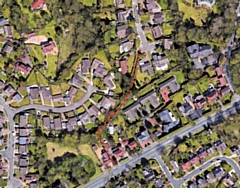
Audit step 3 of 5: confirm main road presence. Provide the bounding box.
[84,100,240,188]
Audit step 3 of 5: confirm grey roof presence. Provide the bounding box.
[81,59,91,74]
[54,118,62,130]
[159,110,179,133]
[189,109,202,121]
[41,87,51,102]
[139,90,159,109]
[13,93,23,102]
[151,26,162,39]
[80,112,92,125]
[19,156,29,166]
[43,116,50,130]
[88,105,100,117]
[140,61,154,75]
[68,86,77,98]
[179,103,195,117]
[206,173,215,183]
[212,166,225,178]
[159,76,180,93]
[19,115,27,128]
[104,75,115,89]
[201,55,217,65]
[2,43,13,54]
[71,74,83,88]
[30,87,39,100]
[4,84,15,96]
[123,102,142,121]
[143,169,155,181]
[94,66,108,78]
[153,12,164,24]
[136,130,150,142]
[19,128,28,137]
[117,25,128,31]
[187,44,213,59]
[197,178,207,188]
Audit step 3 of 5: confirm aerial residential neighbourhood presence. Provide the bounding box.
[1,0,240,187]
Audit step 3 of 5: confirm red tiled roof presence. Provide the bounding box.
[128,141,137,150]
[160,88,170,102]
[16,63,31,75]
[219,77,227,86]
[195,100,207,109]
[113,147,125,159]
[139,138,153,148]
[42,41,56,54]
[207,92,218,102]
[120,60,127,74]
[199,151,208,160]
[31,0,45,9]
[182,161,191,171]
[121,140,129,146]
[215,67,223,76]
[190,156,200,165]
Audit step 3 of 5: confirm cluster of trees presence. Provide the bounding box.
[230,51,240,95]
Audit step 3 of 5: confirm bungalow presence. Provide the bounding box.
[151,26,162,39]
[215,140,227,152]
[19,128,29,137]
[201,55,217,66]
[66,117,77,131]
[81,59,91,74]
[17,54,33,68]
[42,116,50,130]
[153,12,164,24]
[92,58,103,70]
[128,140,138,150]
[186,43,213,59]
[30,87,39,101]
[69,74,83,88]
[53,118,62,130]
[117,25,128,38]
[218,77,227,87]
[15,62,32,76]
[136,129,153,148]
[145,0,161,13]
[68,86,77,100]
[215,67,223,77]
[197,178,207,188]
[19,115,28,128]
[230,145,240,156]
[41,87,51,102]
[3,84,16,97]
[212,166,225,180]
[120,60,128,74]
[94,65,108,78]
[160,88,170,103]
[41,41,56,55]
[220,86,231,97]
[193,93,206,109]
[99,97,116,110]
[159,110,179,133]
[152,54,169,71]
[2,43,13,54]
[143,169,155,181]
[52,94,63,103]
[163,39,173,50]
[139,90,159,109]
[31,0,45,10]
[3,25,13,38]
[80,112,92,125]
[189,155,200,165]
[117,10,128,22]
[140,61,154,75]
[112,146,125,160]
[88,105,100,117]
[205,173,216,184]
[204,87,218,102]
[19,145,28,154]
[223,174,235,187]
[104,75,115,89]
[154,178,163,188]
[178,103,195,117]
[123,102,142,121]
[159,76,180,94]
[197,148,208,160]
[120,40,134,53]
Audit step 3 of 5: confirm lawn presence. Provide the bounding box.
[114,83,123,94]
[77,0,97,6]
[104,27,116,44]
[146,33,155,42]
[162,70,185,84]
[126,0,132,7]
[94,50,112,70]
[54,102,65,107]
[85,123,95,130]
[128,21,136,29]
[102,0,114,7]
[171,90,185,104]
[162,23,174,35]
[73,89,86,103]
[38,20,56,40]
[123,99,135,108]
[135,38,140,48]
[140,13,150,23]
[10,97,30,107]
[91,94,103,103]
[84,100,92,108]
[177,0,210,26]
[127,54,135,73]
[29,45,45,64]
[109,43,120,53]
[18,89,28,97]
[76,106,86,114]
[136,69,152,86]
[113,115,126,129]
[137,85,154,97]
[36,71,49,86]
[183,84,199,95]
[27,71,38,85]
[49,84,62,95]
[198,76,211,93]
[60,82,70,93]
[46,55,58,78]
[93,12,116,20]
[158,0,168,9]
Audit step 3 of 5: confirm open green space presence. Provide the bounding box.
[197,76,211,93]
[102,0,114,7]
[162,23,174,35]
[10,97,30,107]
[93,50,112,70]
[127,54,135,73]
[29,45,45,64]
[76,106,86,114]
[183,84,199,95]
[46,55,58,78]
[91,94,103,103]
[73,89,86,103]
[85,123,95,130]
[109,43,120,53]
[158,0,169,9]
[104,26,116,44]
[49,84,62,95]
[38,20,56,40]
[146,33,155,42]
[27,71,38,85]
[140,14,150,23]
[60,82,70,93]
[36,72,49,86]
[77,0,97,6]
[136,68,152,86]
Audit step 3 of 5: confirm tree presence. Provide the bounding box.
[178,143,187,153]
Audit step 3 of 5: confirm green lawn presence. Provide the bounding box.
[85,123,95,130]
[102,0,114,7]
[146,33,155,43]
[27,71,38,85]
[135,38,140,48]
[77,0,97,6]
[162,23,174,35]
[183,84,199,95]
[94,50,112,70]
[109,43,120,53]
[18,89,28,97]
[126,0,132,7]
[73,89,86,103]
[46,55,58,78]
[158,0,169,9]
[114,83,123,94]
[60,82,70,93]
[128,21,136,29]
[29,45,45,64]
[171,90,185,104]
[165,70,186,84]
[76,106,85,114]
[10,97,30,107]
[136,69,152,86]
[104,26,116,44]
[49,84,62,95]
[93,12,116,20]
[91,94,103,103]
[140,14,150,23]
[54,102,65,107]
[137,86,154,97]
[127,54,135,73]
[198,76,211,93]
[36,71,49,86]
[113,115,126,129]
[84,100,92,108]
[38,20,56,40]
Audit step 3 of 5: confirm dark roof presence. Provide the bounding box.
[123,102,142,120]
[136,130,150,142]
[212,166,224,178]
[187,43,213,59]
[30,87,39,100]
[140,61,154,75]
[139,90,159,108]
[43,116,50,130]
[159,76,180,93]
[153,12,164,24]
[159,110,179,133]
[54,118,62,130]
[81,59,91,74]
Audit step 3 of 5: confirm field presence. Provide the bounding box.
[109,43,120,53]
[36,71,49,86]
[46,55,58,78]
[27,71,38,85]
[29,45,45,64]
[177,0,210,26]
[198,76,211,93]
[10,97,30,107]
[49,84,62,95]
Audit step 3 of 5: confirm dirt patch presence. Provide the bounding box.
[24,35,48,45]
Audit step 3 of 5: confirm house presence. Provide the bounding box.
[197,178,207,188]
[170,160,180,172]
[193,93,206,109]
[117,25,128,38]
[19,145,28,154]
[17,54,33,68]
[152,54,169,71]
[206,146,216,155]
[3,84,16,97]
[28,181,39,188]
[115,0,126,8]
[19,115,27,128]
[19,155,29,167]
[128,140,138,150]
[99,97,116,110]
[42,116,50,130]
[69,74,83,88]
[52,94,63,103]
[178,103,195,117]
[66,117,77,131]
[53,118,62,130]
[31,0,45,10]
[196,0,216,7]
[218,77,227,87]
[88,105,100,117]
[212,166,225,179]
[187,43,213,59]
[159,76,180,93]
[3,25,13,38]
[230,145,240,156]
[80,112,92,125]
[201,55,217,66]
[120,60,128,74]
[204,87,218,102]
[15,62,32,76]
[139,90,159,109]
[13,92,23,102]
[117,10,128,22]
[81,59,91,74]
[0,80,5,89]
[19,128,29,137]
[151,26,162,39]
[136,130,153,148]
[145,0,161,13]
[0,17,7,26]
[2,43,13,54]
[189,155,200,165]
[182,161,191,172]
[41,41,56,55]
[153,12,164,24]
[215,67,223,77]
[41,87,51,102]
[205,173,216,183]
[223,174,235,187]
[94,66,108,78]
[160,88,170,103]
[159,110,179,133]
[30,87,39,100]
[197,148,208,160]
[140,61,154,75]
[215,140,227,152]
[143,169,155,181]
[25,32,36,39]
[120,40,133,53]
[188,182,197,188]
[163,39,173,50]
[92,58,103,70]
[123,102,142,121]
[104,75,115,89]
[112,146,125,160]
[68,86,77,100]
[220,86,231,97]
